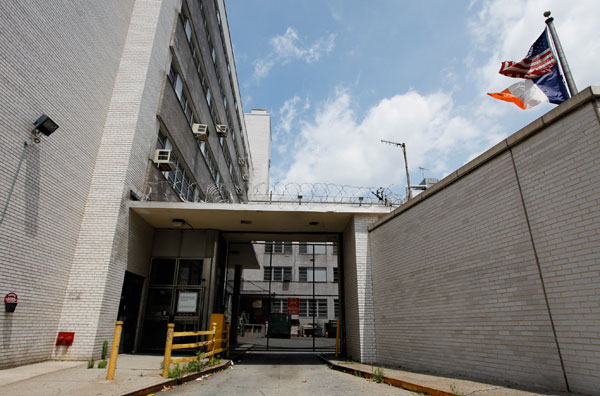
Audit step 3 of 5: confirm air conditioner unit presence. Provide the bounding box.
[241,174,249,182]
[235,185,243,195]
[238,157,246,166]
[153,149,175,172]
[192,123,208,141]
[216,124,228,136]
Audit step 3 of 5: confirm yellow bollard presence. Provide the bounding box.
[106,321,124,381]
[208,323,217,364]
[162,323,175,378]
[335,318,340,358]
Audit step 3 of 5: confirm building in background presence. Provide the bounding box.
[239,242,340,337]
[245,109,272,197]
[0,0,267,367]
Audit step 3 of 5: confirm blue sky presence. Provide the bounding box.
[227,0,600,194]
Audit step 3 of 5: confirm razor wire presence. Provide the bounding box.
[248,182,405,206]
[142,180,406,206]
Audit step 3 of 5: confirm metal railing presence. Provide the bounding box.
[162,322,230,377]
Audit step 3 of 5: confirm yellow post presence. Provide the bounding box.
[335,318,340,358]
[162,323,175,377]
[106,321,124,381]
[208,323,217,363]
[209,313,225,352]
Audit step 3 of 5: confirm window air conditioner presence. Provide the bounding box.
[153,149,175,172]
[192,123,208,141]
[238,157,246,166]
[216,124,228,136]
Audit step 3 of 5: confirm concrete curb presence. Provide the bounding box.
[319,355,454,396]
[122,348,251,396]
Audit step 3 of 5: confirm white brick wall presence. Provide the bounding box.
[368,93,600,394]
[0,0,135,368]
[53,0,177,360]
[344,215,379,363]
[511,101,600,395]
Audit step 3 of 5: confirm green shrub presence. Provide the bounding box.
[372,366,384,383]
[97,360,107,369]
[101,340,108,360]
[87,360,94,369]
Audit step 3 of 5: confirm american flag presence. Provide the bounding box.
[499,29,557,79]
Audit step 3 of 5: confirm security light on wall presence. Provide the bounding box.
[33,114,59,137]
[1,114,60,225]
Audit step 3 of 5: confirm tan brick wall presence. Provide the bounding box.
[369,93,600,394]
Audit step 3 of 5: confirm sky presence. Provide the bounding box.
[227,0,600,195]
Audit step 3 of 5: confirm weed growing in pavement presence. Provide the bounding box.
[101,340,108,360]
[208,354,222,367]
[166,351,209,378]
[372,366,384,383]
[168,363,183,378]
[87,360,94,369]
[97,360,107,369]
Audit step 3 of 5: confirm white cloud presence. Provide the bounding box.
[278,96,301,133]
[280,88,489,190]
[253,27,335,81]
[273,1,600,192]
[469,0,600,94]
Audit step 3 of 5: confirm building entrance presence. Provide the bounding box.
[231,241,341,352]
[139,258,206,351]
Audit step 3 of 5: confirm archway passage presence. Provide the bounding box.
[130,202,390,362]
[226,239,341,353]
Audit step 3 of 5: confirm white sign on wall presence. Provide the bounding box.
[177,291,198,313]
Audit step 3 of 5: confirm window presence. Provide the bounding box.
[169,63,197,127]
[299,299,327,318]
[333,243,338,255]
[199,141,220,185]
[333,267,339,283]
[263,267,292,281]
[271,298,287,314]
[299,243,326,254]
[299,267,327,282]
[334,299,339,318]
[183,17,192,41]
[169,65,183,100]
[264,242,292,254]
[156,131,202,202]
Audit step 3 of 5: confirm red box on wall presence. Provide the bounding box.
[56,332,75,346]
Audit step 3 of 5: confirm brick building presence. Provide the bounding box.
[0,0,262,365]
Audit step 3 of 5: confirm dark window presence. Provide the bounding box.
[264,267,292,281]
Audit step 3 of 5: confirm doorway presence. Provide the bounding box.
[117,271,144,353]
[139,258,206,351]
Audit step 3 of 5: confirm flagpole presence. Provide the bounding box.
[544,11,577,97]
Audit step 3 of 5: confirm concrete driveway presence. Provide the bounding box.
[164,351,415,396]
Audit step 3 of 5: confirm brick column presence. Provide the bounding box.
[53,0,175,360]
[343,214,378,363]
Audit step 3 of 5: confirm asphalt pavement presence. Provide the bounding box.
[163,351,414,396]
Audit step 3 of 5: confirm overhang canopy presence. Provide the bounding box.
[130,201,391,242]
